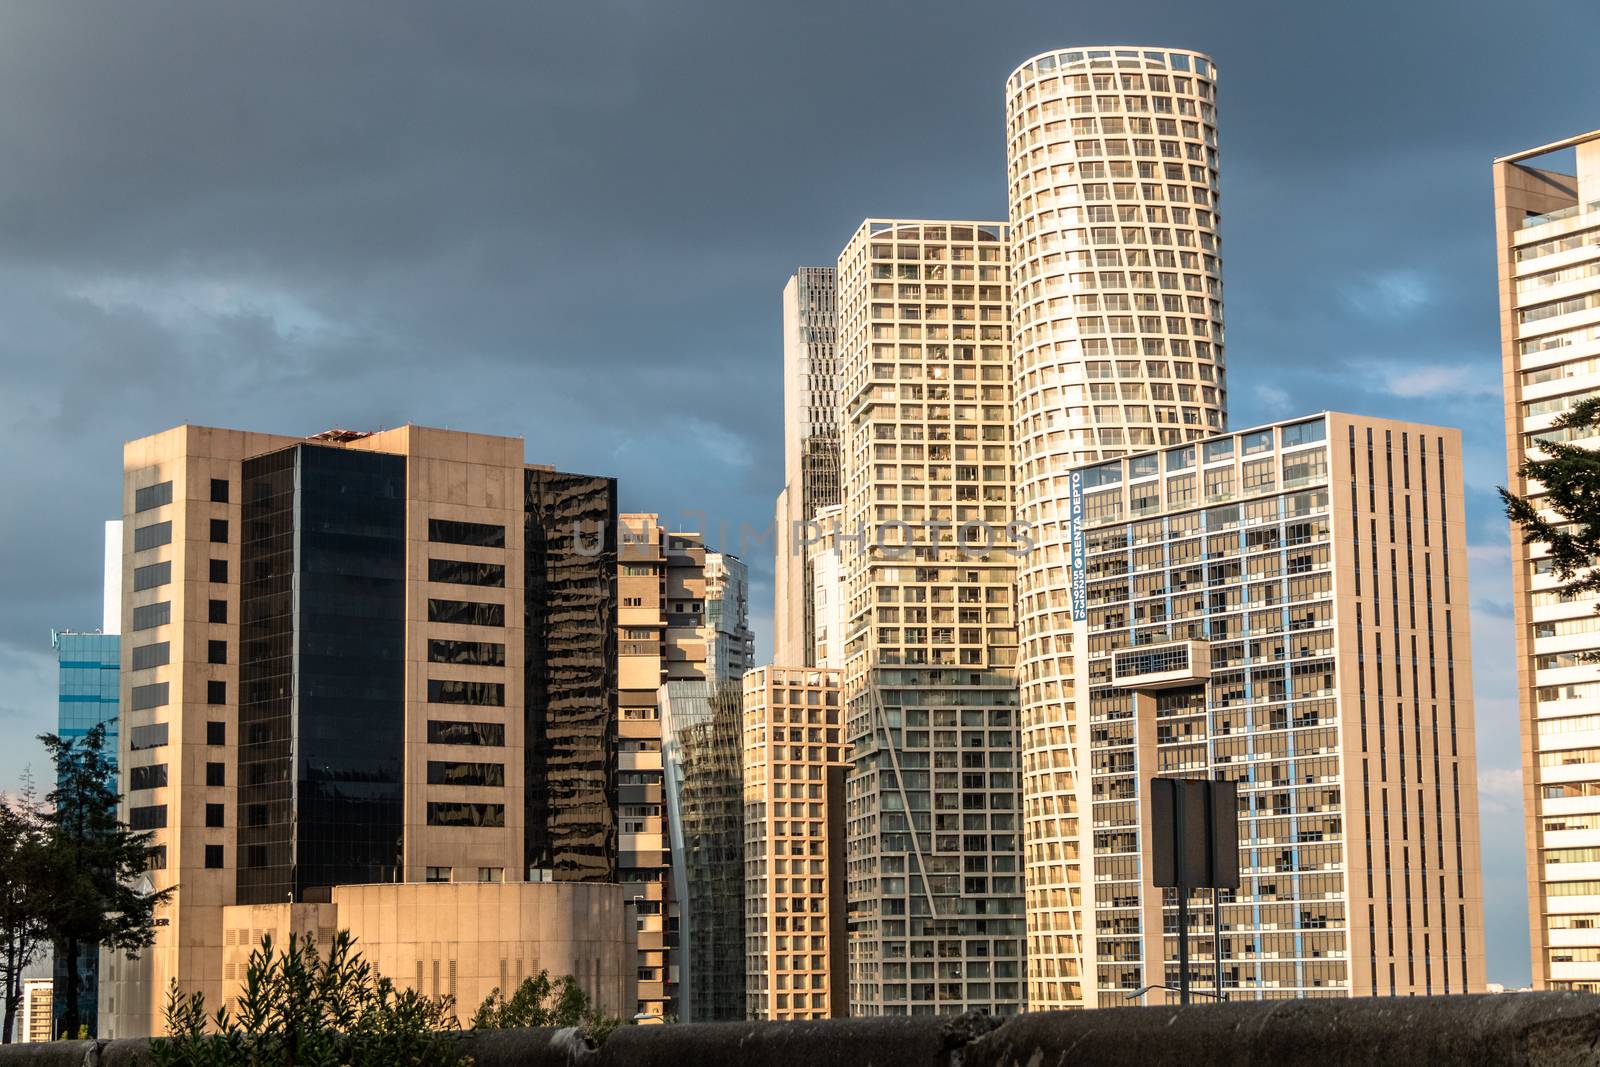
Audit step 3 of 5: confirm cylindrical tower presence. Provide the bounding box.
[1006,46,1227,1010]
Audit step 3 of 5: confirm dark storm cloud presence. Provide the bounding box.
[2,0,1597,986]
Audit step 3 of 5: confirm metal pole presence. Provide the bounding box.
[1213,887,1224,1002]
[1177,885,1190,1005]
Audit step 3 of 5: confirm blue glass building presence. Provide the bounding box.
[51,629,120,1038]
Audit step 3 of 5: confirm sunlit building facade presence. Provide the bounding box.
[834,220,1025,1015]
[1071,413,1484,1000]
[1494,130,1600,990]
[1004,46,1227,1009]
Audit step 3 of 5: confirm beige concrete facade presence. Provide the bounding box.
[105,424,622,1037]
[834,220,1025,1015]
[1070,413,1484,1002]
[742,666,847,1019]
[220,882,635,1028]
[1005,45,1228,1011]
[1495,130,1600,991]
[21,978,53,1043]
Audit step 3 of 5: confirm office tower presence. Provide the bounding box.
[52,623,119,1038]
[1070,412,1484,1000]
[104,424,621,1037]
[775,267,841,666]
[21,978,53,1043]
[659,679,746,1020]
[742,666,848,1020]
[1004,46,1227,1010]
[705,552,756,682]
[1494,130,1600,991]
[834,220,1025,1016]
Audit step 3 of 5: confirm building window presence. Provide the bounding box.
[425,802,505,828]
[134,521,172,552]
[146,846,167,871]
[427,679,506,706]
[132,602,171,631]
[206,721,226,746]
[129,805,167,830]
[205,804,225,828]
[427,599,505,628]
[130,682,169,711]
[131,642,170,671]
[428,519,506,549]
[427,640,505,667]
[426,867,452,883]
[210,478,229,503]
[428,558,506,588]
[129,764,168,791]
[133,562,171,592]
[210,559,228,583]
[478,868,505,883]
[207,680,226,705]
[209,599,227,624]
[134,481,173,513]
[427,720,505,747]
[205,845,224,869]
[209,519,229,543]
[208,640,227,665]
[427,761,506,787]
[130,723,169,751]
[206,762,226,787]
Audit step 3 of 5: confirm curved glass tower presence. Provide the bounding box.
[1005,46,1226,1009]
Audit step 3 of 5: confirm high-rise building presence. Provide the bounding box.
[616,515,752,1018]
[1069,412,1484,1000]
[833,220,1025,1015]
[742,666,848,1020]
[51,524,123,1039]
[808,504,847,671]
[705,552,756,682]
[775,267,840,666]
[21,978,53,1043]
[1494,130,1600,991]
[1004,46,1228,1010]
[103,424,621,1036]
[659,678,746,1020]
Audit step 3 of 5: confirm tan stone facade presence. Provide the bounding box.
[1495,130,1600,991]
[220,882,635,1028]
[742,667,847,1019]
[105,423,621,1037]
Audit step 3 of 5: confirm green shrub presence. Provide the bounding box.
[471,971,627,1044]
[148,931,466,1067]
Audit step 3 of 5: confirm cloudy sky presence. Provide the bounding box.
[3,0,1598,986]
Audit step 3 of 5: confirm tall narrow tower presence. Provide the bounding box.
[1005,46,1226,1009]
[1494,130,1600,991]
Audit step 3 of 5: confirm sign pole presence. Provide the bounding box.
[1177,885,1190,1005]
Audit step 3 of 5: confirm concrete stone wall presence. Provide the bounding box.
[8,993,1600,1066]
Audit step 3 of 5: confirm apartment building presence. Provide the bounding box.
[616,514,752,1018]
[1494,130,1600,990]
[1070,413,1484,1001]
[833,220,1026,1015]
[1004,45,1228,1009]
[742,666,848,1019]
[103,424,621,1035]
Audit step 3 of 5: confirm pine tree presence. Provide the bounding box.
[1502,396,1600,619]
[0,782,48,1044]
[38,723,173,1039]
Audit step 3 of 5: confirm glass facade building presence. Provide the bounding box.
[53,629,120,1038]
[660,679,746,1021]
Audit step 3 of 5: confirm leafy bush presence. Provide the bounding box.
[472,971,627,1044]
[149,931,466,1067]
